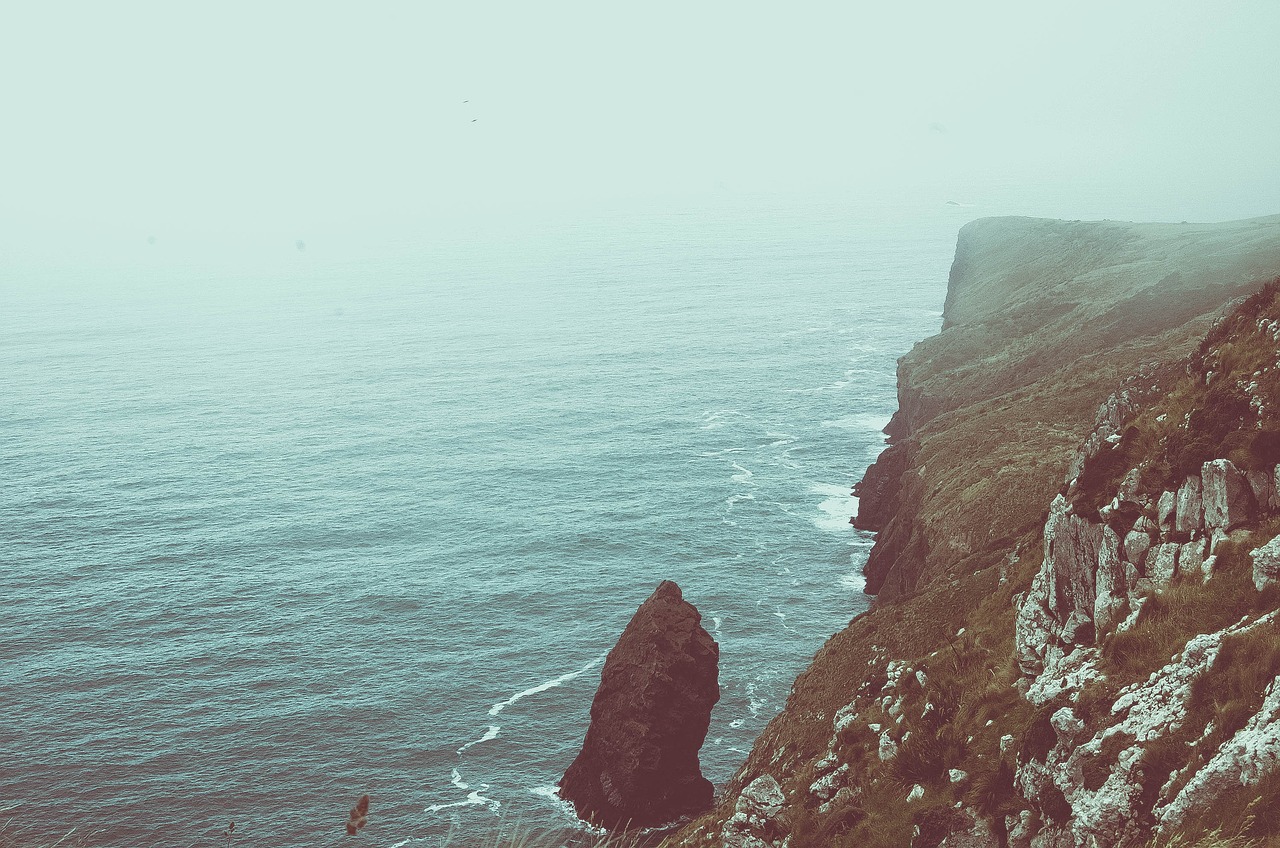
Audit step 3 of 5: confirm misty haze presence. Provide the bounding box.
[4,3,1280,847]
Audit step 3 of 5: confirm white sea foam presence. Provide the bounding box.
[840,570,867,592]
[747,678,768,716]
[730,462,755,485]
[450,768,469,790]
[529,786,607,833]
[821,412,892,432]
[488,654,605,718]
[729,718,744,729]
[699,409,742,430]
[697,447,747,457]
[457,725,500,754]
[774,609,797,634]
[425,787,500,814]
[711,616,723,634]
[811,482,855,532]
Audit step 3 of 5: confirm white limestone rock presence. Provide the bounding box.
[1044,497,1104,629]
[1157,490,1176,533]
[1202,459,1255,533]
[1123,529,1152,571]
[1175,475,1203,536]
[1050,707,1085,746]
[1149,542,1179,589]
[722,774,786,848]
[833,703,858,735]
[818,786,855,816]
[1246,467,1279,514]
[1094,526,1130,635]
[1178,538,1207,579]
[1015,565,1059,676]
[1252,534,1280,592]
[937,811,998,848]
[808,764,848,801]
[1019,613,1277,848]
[878,730,898,762]
[1025,646,1102,706]
[1157,675,1280,832]
[812,752,838,775]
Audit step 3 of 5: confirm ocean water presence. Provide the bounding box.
[2,198,967,846]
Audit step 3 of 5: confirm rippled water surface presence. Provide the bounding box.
[2,198,964,846]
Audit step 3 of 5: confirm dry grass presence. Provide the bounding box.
[1103,526,1280,687]
[0,806,92,848]
[441,822,669,848]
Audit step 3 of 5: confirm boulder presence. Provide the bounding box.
[1201,459,1255,533]
[1123,529,1152,572]
[1175,476,1203,536]
[560,580,719,828]
[1179,539,1207,579]
[1156,490,1176,534]
[1043,496,1103,629]
[1094,527,1129,635]
[1246,468,1279,514]
[722,774,787,848]
[1149,543,1179,589]
[1251,535,1280,592]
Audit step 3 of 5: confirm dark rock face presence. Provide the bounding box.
[560,580,720,829]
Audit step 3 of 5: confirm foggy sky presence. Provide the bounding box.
[3,0,1279,252]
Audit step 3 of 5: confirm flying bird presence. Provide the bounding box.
[345,794,370,836]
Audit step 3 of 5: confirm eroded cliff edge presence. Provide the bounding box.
[858,215,1280,601]
[668,214,1280,848]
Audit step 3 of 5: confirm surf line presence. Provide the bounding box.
[457,725,499,755]
[428,653,609,818]
[487,652,607,718]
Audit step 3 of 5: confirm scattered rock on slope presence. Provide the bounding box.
[560,580,720,829]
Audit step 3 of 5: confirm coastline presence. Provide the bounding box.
[664,213,1280,848]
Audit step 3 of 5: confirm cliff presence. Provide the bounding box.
[859,215,1280,601]
[667,215,1280,848]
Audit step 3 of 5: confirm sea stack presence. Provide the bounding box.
[560,580,720,829]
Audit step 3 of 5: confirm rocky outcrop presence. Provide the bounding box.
[721,775,788,848]
[1202,459,1257,533]
[1016,448,1280,701]
[1157,668,1280,833]
[1019,612,1279,848]
[1254,534,1280,591]
[560,580,720,829]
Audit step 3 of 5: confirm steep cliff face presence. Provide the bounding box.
[860,215,1280,600]
[1007,281,1280,847]
[668,216,1280,848]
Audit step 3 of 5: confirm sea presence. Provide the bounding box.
[2,191,1261,847]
